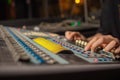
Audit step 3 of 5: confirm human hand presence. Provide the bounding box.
[65,31,86,41]
[84,34,120,54]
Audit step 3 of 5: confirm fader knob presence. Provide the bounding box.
[37,52,44,55]
[16,49,24,53]
[47,59,56,64]
[43,56,50,60]
[40,54,46,57]
[19,53,30,62]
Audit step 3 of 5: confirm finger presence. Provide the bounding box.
[65,31,76,40]
[74,36,81,40]
[80,34,86,40]
[65,31,71,36]
[114,46,120,54]
[70,32,81,40]
[84,37,98,51]
[101,44,107,48]
[104,40,117,52]
[65,31,72,40]
[104,35,119,44]
[90,37,104,52]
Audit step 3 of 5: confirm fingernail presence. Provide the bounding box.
[103,49,108,52]
[84,47,87,51]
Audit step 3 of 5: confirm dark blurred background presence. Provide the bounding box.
[0,0,103,24]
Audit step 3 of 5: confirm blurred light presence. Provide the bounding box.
[75,0,81,4]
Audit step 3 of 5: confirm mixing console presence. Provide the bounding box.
[0,25,119,66]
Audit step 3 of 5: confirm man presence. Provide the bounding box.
[65,0,120,54]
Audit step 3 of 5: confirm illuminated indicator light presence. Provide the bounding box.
[84,42,87,46]
[81,41,84,47]
[75,40,79,45]
[75,0,81,4]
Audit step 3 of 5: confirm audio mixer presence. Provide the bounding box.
[0,25,120,66]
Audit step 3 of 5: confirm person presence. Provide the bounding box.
[65,0,120,54]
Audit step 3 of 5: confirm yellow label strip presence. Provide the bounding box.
[33,37,67,54]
